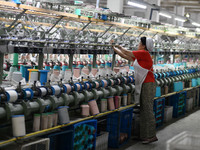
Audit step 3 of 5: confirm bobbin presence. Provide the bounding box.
[51,85,61,96]
[63,84,72,94]
[84,82,92,90]
[74,83,83,92]
[6,90,18,103]
[23,88,34,100]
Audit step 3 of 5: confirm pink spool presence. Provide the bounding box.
[110,79,114,86]
[75,83,81,91]
[118,96,122,108]
[114,96,120,109]
[64,84,72,94]
[73,68,80,78]
[82,67,90,75]
[85,83,90,90]
[108,96,115,110]
[127,93,132,105]
[114,67,120,73]
[88,100,99,115]
[53,70,60,76]
[91,68,98,76]
[94,81,100,88]
[100,99,107,113]
[118,79,121,85]
[101,80,108,88]
[81,104,90,117]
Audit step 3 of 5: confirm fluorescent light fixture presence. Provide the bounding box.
[175,18,186,22]
[127,1,147,9]
[74,1,83,4]
[192,22,200,27]
[159,12,172,19]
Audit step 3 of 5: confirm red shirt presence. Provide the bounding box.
[132,50,155,83]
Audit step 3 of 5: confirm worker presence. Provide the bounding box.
[112,37,158,144]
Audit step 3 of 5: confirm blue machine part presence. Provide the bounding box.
[24,88,34,100]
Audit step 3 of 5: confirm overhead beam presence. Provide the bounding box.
[161,2,200,6]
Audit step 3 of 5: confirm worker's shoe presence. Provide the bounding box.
[142,136,158,144]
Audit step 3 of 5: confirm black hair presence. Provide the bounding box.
[140,37,148,51]
[141,37,146,46]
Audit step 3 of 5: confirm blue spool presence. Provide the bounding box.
[78,65,84,69]
[39,70,49,86]
[45,66,51,70]
[74,83,83,92]
[20,65,25,78]
[53,65,60,70]
[13,0,21,4]
[101,14,108,21]
[62,65,69,71]
[24,66,32,82]
[100,63,106,68]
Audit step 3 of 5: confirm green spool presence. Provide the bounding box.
[13,53,19,66]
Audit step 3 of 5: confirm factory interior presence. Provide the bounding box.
[0,0,200,150]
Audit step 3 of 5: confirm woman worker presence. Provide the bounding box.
[112,37,158,144]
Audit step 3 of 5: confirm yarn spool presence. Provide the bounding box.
[53,70,60,76]
[117,79,121,85]
[122,94,128,106]
[118,96,122,108]
[107,96,115,110]
[6,90,18,103]
[91,68,98,77]
[88,99,99,115]
[81,104,90,117]
[114,67,120,73]
[74,83,83,92]
[12,115,26,137]
[84,82,92,90]
[100,99,107,113]
[30,71,38,83]
[110,79,115,86]
[28,69,38,81]
[53,112,58,127]
[51,85,61,96]
[127,93,132,105]
[63,84,72,94]
[39,70,49,85]
[114,96,120,109]
[101,80,108,88]
[47,113,53,128]
[58,106,70,124]
[94,81,100,88]
[129,76,134,83]
[41,113,48,130]
[125,66,130,72]
[73,68,80,78]
[33,114,40,132]
[123,77,128,84]
[39,87,47,97]
[82,67,90,75]
[12,72,22,82]
[164,86,169,95]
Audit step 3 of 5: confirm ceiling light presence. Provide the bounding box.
[127,1,147,9]
[175,18,186,22]
[192,22,200,27]
[159,13,172,19]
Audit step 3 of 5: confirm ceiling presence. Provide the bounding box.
[82,0,200,21]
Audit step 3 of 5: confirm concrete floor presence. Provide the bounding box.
[114,109,200,150]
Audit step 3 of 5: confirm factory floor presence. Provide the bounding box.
[112,109,200,150]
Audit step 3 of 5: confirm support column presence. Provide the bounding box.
[107,0,124,13]
[174,6,185,26]
[145,0,160,22]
